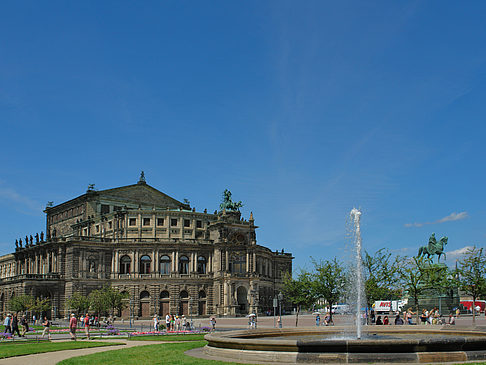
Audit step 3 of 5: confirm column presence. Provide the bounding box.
[134,250,139,277]
[246,252,249,273]
[152,249,156,276]
[111,251,116,277]
[225,251,229,272]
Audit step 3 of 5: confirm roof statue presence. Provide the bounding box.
[418,233,448,262]
[138,171,146,184]
[219,189,243,212]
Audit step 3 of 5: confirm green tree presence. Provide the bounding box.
[30,297,51,317]
[104,286,129,316]
[9,295,34,313]
[89,288,107,316]
[363,249,402,308]
[399,255,430,322]
[456,246,486,324]
[67,292,91,315]
[312,258,347,322]
[282,270,315,327]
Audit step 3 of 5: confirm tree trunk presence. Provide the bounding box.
[295,306,300,327]
[473,296,476,324]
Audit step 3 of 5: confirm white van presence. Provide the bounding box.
[331,304,350,314]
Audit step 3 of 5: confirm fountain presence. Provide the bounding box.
[350,207,363,340]
[194,209,486,363]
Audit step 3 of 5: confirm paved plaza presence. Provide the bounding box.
[1,313,486,364]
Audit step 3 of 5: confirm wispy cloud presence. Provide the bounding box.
[0,185,41,213]
[405,211,468,228]
[447,246,474,261]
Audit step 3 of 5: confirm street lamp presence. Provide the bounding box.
[189,297,193,331]
[272,296,277,328]
[129,297,133,329]
[278,292,283,328]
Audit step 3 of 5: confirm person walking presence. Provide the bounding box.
[165,313,170,331]
[210,316,216,331]
[11,313,21,338]
[3,314,12,335]
[315,314,320,326]
[20,315,28,336]
[84,313,91,339]
[69,313,78,340]
[41,316,51,340]
[153,315,159,332]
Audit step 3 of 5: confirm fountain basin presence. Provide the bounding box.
[203,327,486,363]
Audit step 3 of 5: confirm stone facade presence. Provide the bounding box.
[0,177,293,319]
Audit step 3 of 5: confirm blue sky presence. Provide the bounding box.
[1,1,485,271]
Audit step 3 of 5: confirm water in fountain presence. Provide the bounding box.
[350,208,364,339]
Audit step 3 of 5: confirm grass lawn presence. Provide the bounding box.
[128,333,206,341]
[58,341,246,365]
[0,341,123,359]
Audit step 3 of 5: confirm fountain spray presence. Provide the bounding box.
[350,208,362,339]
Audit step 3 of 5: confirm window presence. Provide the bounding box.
[96,225,100,233]
[140,290,150,300]
[129,218,137,226]
[199,290,206,299]
[101,204,110,214]
[157,218,164,226]
[120,255,131,274]
[160,255,171,275]
[108,221,112,229]
[171,218,178,227]
[180,290,189,299]
[114,206,122,212]
[140,255,151,274]
[196,220,202,228]
[160,291,169,299]
[197,256,207,274]
[179,256,189,274]
[143,218,151,226]
[232,255,246,274]
[184,219,190,227]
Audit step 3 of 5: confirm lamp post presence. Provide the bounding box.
[278,292,283,328]
[190,297,193,331]
[129,297,133,329]
[272,296,277,328]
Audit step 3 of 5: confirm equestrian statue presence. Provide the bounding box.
[219,189,243,212]
[418,233,448,262]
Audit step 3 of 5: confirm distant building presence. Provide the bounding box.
[0,174,293,318]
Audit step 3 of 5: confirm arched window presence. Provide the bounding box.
[179,255,189,274]
[160,291,170,299]
[160,255,171,275]
[197,256,207,274]
[140,255,151,274]
[120,255,131,274]
[180,290,189,299]
[198,290,206,299]
[140,290,150,300]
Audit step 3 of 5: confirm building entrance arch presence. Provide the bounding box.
[236,286,248,314]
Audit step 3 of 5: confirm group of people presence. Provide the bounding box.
[67,313,98,340]
[315,313,334,326]
[2,313,30,338]
[163,314,191,332]
[370,307,458,326]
